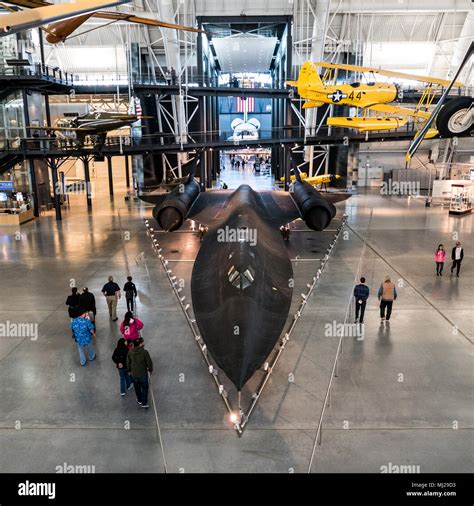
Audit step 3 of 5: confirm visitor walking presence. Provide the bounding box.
[66,287,81,318]
[126,338,153,408]
[353,277,370,324]
[102,276,121,321]
[450,241,464,277]
[79,287,96,326]
[434,244,446,276]
[120,311,144,345]
[71,310,96,366]
[377,276,397,323]
[123,276,138,313]
[112,338,133,397]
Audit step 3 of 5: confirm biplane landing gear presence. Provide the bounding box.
[436,96,473,137]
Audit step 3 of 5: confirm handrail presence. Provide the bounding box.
[307,208,374,473]
[147,371,168,474]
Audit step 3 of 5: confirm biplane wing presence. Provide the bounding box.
[314,61,464,88]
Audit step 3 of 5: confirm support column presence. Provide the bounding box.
[304,0,330,169]
[107,156,114,197]
[50,158,62,221]
[125,155,130,189]
[83,158,92,209]
[28,160,39,217]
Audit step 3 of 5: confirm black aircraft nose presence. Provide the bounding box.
[155,206,183,231]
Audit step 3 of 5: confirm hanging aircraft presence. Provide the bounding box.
[0,0,204,42]
[280,173,341,187]
[227,117,261,141]
[28,110,144,148]
[407,41,474,161]
[0,0,129,35]
[140,157,351,391]
[287,61,471,139]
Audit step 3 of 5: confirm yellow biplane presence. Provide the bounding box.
[280,173,341,187]
[287,61,471,138]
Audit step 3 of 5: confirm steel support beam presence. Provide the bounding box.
[107,156,114,197]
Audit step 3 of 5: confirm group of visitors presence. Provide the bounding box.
[353,276,397,324]
[353,241,466,325]
[434,241,464,277]
[67,275,153,408]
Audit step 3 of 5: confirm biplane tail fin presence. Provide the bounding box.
[287,61,324,90]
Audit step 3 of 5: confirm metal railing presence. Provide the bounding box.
[240,215,349,432]
[0,127,307,154]
[0,63,73,86]
[307,208,373,473]
[144,219,240,434]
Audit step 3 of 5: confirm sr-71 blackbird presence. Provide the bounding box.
[141,160,350,391]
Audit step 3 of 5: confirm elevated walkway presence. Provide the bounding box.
[0,124,432,174]
[0,63,73,99]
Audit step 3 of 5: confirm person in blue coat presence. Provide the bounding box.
[354,277,370,324]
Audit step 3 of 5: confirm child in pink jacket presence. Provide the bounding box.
[120,312,144,344]
[435,244,446,276]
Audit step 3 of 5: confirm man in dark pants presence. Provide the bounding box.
[126,338,153,409]
[378,276,397,323]
[79,287,96,328]
[123,276,138,313]
[101,276,121,321]
[353,277,370,324]
[450,241,464,277]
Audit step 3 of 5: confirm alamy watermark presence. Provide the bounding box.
[216,226,257,246]
[380,179,421,196]
[0,321,38,340]
[380,462,421,473]
[325,320,365,340]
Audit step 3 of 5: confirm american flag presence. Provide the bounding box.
[129,97,143,119]
[236,96,255,113]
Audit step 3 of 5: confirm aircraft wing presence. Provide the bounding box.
[0,0,130,36]
[314,61,464,88]
[141,187,349,229]
[92,11,205,33]
[2,0,50,7]
[368,103,431,120]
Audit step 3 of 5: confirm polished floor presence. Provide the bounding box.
[0,165,472,473]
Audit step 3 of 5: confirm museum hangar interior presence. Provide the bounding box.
[0,0,472,475]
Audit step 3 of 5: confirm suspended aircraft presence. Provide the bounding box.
[287,61,471,139]
[0,0,204,42]
[280,173,341,187]
[140,157,351,391]
[28,110,144,148]
[407,41,474,161]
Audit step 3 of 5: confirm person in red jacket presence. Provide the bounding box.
[120,312,144,345]
[434,244,446,276]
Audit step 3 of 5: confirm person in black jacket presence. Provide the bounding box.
[112,338,133,396]
[450,241,464,277]
[66,287,81,318]
[80,287,96,329]
[123,276,138,313]
[353,277,370,324]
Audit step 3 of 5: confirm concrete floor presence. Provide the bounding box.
[0,166,472,473]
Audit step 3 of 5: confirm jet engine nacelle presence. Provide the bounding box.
[291,180,336,231]
[153,178,200,231]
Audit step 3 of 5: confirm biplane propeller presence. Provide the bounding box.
[287,60,471,142]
